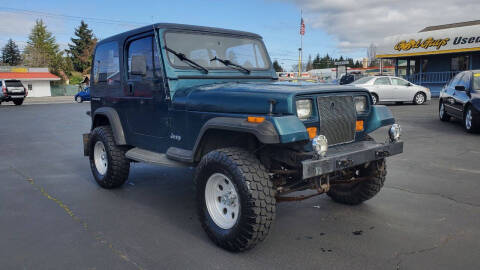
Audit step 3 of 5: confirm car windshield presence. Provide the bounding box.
[164,32,269,71]
[474,73,480,91]
[351,77,373,84]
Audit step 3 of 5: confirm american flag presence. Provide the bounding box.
[300,18,305,35]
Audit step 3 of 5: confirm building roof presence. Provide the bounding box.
[0,72,61,81]
[420,20,480,32]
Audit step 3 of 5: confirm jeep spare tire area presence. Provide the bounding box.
[89,126,130,188]
[327,159,386,205]
[195,147,276,252]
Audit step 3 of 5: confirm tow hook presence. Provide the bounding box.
[336,159,353,169]
[375,150,390,158]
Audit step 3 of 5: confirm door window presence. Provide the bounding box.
[374,77,391,85]
[391,78,410,86]
[127,36,161,80]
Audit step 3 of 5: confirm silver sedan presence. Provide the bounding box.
[351,76,431,105]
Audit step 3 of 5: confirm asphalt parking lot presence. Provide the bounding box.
[1,100,479,270]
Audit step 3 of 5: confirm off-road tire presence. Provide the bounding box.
[13,99,24,106]
[327,159,386,205]
[413,92,426,105]
[89,126,130,188]
[195,147,276,252]
[439,101,451,122]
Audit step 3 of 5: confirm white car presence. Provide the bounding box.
[351,76,431,105]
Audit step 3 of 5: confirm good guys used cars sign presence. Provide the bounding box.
[376,24,480,58]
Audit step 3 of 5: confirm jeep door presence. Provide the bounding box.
[123,33,170,151]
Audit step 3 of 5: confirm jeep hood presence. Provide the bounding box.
[173,82,368,115]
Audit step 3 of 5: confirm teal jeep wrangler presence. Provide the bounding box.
[83,23,403,251]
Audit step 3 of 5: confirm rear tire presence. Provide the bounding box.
[76,96,83,103]
[327,159,386,205]
[195,147,276,252]
[13,99,24,106]
[439,101,451,122]
[89,126,130,188]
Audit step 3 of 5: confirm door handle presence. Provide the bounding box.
[127,82,134,95]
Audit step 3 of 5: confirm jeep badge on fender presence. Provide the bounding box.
[82,23,403,252]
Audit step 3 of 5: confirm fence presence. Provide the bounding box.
[405,71,460,85]
[51,85,81,96]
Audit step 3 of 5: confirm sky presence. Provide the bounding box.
[0,0,479,71]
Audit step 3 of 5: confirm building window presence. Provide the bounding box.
[28,84,32,91]
[451,56,470,71]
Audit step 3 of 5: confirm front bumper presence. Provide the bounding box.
[302,140,403,179]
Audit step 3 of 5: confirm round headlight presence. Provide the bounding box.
[296,99,313,120]
[312,135,328,157]
[389,124,401,141]
[354,96,367,113]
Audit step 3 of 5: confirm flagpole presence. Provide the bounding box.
[299,9,303,77]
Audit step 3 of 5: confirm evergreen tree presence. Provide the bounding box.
[272,60,283,72]
[306,54,313,71]
[23,20,70,81]
[24,19,59,67]
[67,20,97,73]
[1,39,22,66]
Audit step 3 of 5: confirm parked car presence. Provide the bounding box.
[75,87,90,103]
[439,70,480,133]
[0,79,27,106]
[351,76,431,105]
[82,23,403,251]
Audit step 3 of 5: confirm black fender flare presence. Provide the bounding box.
[166,117,280,163]
[92,107,127,145]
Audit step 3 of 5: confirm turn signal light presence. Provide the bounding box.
[307,127,317,139]
[247,116,265,123]
[356,120,364,131]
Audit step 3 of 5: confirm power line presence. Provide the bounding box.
[0,7,149,26]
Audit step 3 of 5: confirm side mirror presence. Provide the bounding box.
[455,85,466,91]
[407,82,412,86]
[131,55,147,76]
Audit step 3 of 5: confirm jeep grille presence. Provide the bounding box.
[317,96,356,145]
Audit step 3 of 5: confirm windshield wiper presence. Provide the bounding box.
[210,56,250,74]
[165,47,208,74]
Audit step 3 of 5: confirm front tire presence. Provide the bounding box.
[76,96,83,103]
[413,92,426,105]
[89,126,130,188]
[439,101,451,122]
[464,106,479,133]
[13,99,24,106]
[371,93,379,105]
[327,159,386,205]
[195,147,276,252]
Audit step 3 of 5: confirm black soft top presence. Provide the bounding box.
[97,23,262,46]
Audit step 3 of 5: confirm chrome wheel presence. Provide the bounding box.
[371,94,378,104]
[415,93,425,104]
[205,173,240,229]
[94,141,108,175]
[465,109,472,130]
[76,96,82,103]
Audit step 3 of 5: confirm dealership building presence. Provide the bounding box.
[376,20,480,96]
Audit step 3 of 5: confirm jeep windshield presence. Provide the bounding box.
[164,32,270,71]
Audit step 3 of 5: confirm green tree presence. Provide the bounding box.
[23,20,70,81]
[273,60,283,72]
[1,39,22,66]
[67,20,97,74]
[306,54,313,71]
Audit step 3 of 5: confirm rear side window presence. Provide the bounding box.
[374,77,391,85]
[5,80,24,87]
[92,42,120,85]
